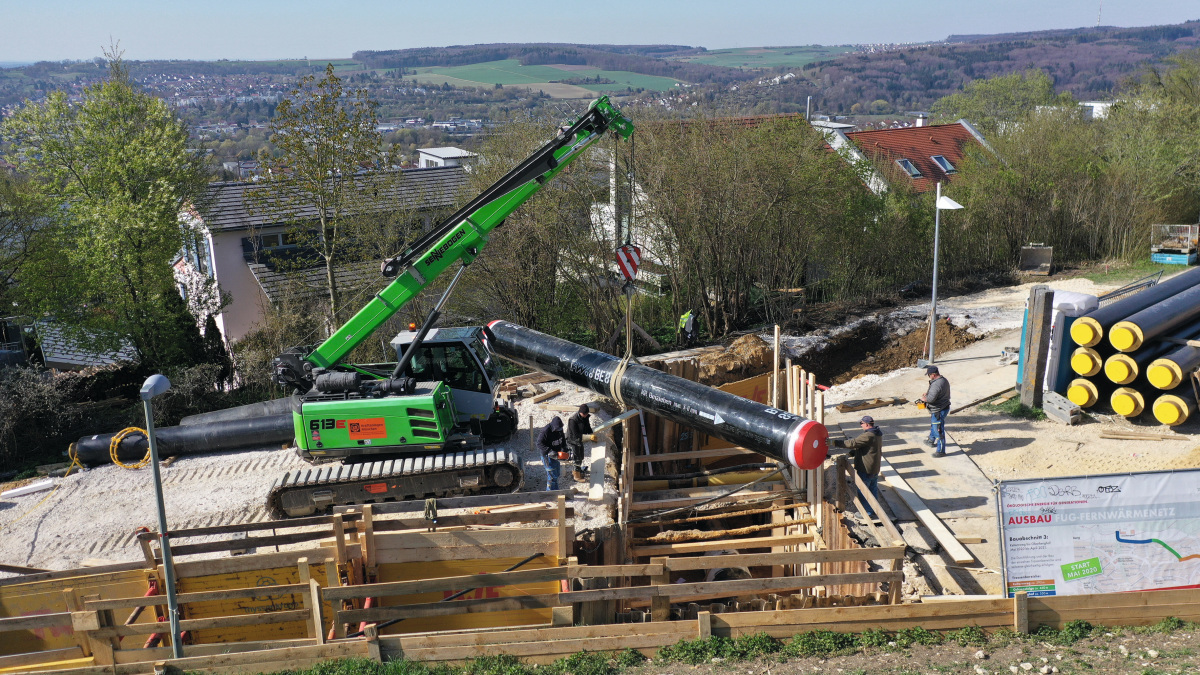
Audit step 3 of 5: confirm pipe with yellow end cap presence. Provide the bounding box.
[1106,283,1200,352]
[1066,378,1110,408]
[1147,358,1186,390]
[1110,387,1145,417]
[1069,266,1200,348]
[1103,354,1140,385]
[1152,393,1195,426]
[1070,317,1104,348]
[1070,347,1105,377]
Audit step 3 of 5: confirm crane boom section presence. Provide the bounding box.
[305,96,632,370]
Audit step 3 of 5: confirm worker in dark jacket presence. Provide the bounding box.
[567,404,593,481]
[536,417,566,491]
[919,365,951,457]
[829,415,884,518]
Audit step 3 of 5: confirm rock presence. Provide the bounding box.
[975,667,988,675]
[1020,663,1033,671]
[1118,645,1128,656]
[1040,658,1048,663]
[1009,667,1019,674]
[1147,649,1159,658]
[975,650,987,660]
[711,658,723,664]
[1039,667,1050,674]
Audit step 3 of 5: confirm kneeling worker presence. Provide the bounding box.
[829,415,884,519]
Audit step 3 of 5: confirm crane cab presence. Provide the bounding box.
[390,326,514,437]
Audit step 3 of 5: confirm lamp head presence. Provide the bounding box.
[140,374,172,401]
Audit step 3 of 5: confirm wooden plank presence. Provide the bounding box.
[340,593,562,623]
[373,527,561,549]
[712,598,1014,627]
[570,564,663,578]
[632,533,813,557]
[111,639,321,664]
[853,472,905,548]
[375,542,559,564]
[324,566,570,601]
[116,641,367,674]
[336,490,573,514]
[0,611,73,632]
[633,447,757,464]
[630,489,780,511]
[835,397,908,413]
[174,548,337,578]
[661,572,902,603]
[0,562,50,574]
[371,508,569,529]
[172,529,336,556]
[393,630,694,663]
[392,618,686,649]
[661,546,906,571]
[531,388,562,403]
[878,457,974,564]
[84,584,310,611]
[1014,591,1029,633]
[1032,589,1200,611]
[169,515,339,539]
[0,647,83,669]
[308,578,325,645]
[0,561,149,587]
[90,609,311,638]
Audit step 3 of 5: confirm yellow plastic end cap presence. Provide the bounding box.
[1109,324,1140,352]
[1154,398,1186,426]
[1071,350,1100,376]
[1147,361,1182,390]
[1111,391,1141,417]
[1067,383,1095,407]
[1071,319,1100,347]
[1104,358,1134,384]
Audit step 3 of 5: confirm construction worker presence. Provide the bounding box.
[567,404,593,481]
[536,417,566,491]
[679,310,699,347]
[829,415,883,519]
[919,365,951,457]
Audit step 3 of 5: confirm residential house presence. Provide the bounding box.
[417,147,478,169]
[181,165,468,344]
[820,119,993,195]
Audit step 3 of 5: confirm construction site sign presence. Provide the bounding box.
[616,244,641,280]
[999,469,1200,597]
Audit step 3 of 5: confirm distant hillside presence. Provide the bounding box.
[353,43,747,85]
[723,20,1200,116]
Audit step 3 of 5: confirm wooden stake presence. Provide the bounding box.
[362,505,375,571]
[297,557,316,640]
[650,556,670,622]
[557,495,569,562]
[332,515,347,565]
[1014,591,1029,633]
[772,325,781,409]
[309,578,326,645]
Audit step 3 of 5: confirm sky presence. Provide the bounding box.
[1,0,1197,62]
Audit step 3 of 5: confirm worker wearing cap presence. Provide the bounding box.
[567,404,593,481]
[536,417,566,491]
[829,415,883,518]
[919,366,951,457]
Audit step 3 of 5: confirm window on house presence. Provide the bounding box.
[259,232,298,249]
[931,155,956,174]
[895,158,922,178]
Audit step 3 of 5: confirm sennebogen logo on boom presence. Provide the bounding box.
[427,230,466,265]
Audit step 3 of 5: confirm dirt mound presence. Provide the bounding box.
[698,334,773,385]
[832,319,979,385]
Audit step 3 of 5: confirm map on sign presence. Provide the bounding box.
[999,470,1200,597]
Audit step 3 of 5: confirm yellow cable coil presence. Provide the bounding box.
[109,427,151,469]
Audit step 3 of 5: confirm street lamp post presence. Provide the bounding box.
[925,182,964,365]
[140,374,182,659]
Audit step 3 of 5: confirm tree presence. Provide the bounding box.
[930,69,1074,134]
[0,172,47,307]
[2,51,211,367]
[254,64,401,327]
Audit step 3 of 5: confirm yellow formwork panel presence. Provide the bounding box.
[0,569,151,656]
[178,565,332,644]
[374,556,562,634]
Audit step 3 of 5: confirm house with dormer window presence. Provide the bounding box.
[819,119,993,195]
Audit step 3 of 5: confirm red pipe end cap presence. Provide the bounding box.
[787,420,828,470]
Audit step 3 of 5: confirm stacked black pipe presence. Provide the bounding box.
[1066,266,1200,425]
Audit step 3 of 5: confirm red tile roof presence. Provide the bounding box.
[845,122,984,193]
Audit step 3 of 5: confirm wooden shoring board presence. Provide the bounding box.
[333,490,573,515]
[878,457,975,564]
[632,532,814,557]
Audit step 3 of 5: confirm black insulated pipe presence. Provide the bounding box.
[484,320,828,470]
[1071,266,1200,347]
[72,414,295,466]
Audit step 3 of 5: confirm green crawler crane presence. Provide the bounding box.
[267,97,633,518]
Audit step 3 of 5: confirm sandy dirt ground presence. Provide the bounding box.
[0,382,614,574]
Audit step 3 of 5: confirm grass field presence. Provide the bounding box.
[679,45,854,68]
[409,59,682,97]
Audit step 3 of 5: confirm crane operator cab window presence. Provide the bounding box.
[404,342,492,394]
